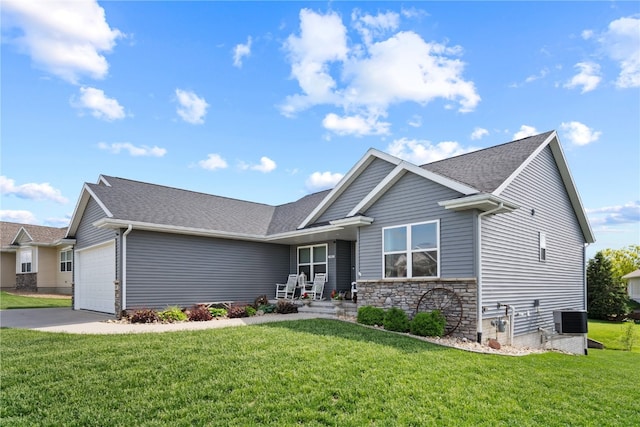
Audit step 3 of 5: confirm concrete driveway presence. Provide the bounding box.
[0,308,112,330]
[0,307,332,334]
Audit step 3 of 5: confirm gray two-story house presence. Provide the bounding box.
[66,130,594,352]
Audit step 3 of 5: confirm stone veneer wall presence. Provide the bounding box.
[16,273,37,292]
[358,278,478,341]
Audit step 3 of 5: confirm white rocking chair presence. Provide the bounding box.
[306,273,326,300]
[275,274,298,299]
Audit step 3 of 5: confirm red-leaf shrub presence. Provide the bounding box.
[188,304,213,321]
[129,308,159,324]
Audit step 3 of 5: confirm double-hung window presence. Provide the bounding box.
[19,248,32,273]
[383,220,439,278]
[60,250,73,272]
[298,244,327,282]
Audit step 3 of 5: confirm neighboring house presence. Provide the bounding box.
[0,222,75,294]
[66,131,594,353]
[622,269,640,303]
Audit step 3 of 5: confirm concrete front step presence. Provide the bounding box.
[272,299,358,318]
[298,300,357,317]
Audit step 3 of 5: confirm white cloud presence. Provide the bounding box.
[470,127,489,140]
[71,86,125,120]
[198,154,228,171]
[281,9,348,117]
[281,9,480,135]
[564,62,602,93]
[581,29,594,40]
[407,115,422,128]
[598,16,640,88]
[0,176,68,204]
[513,125,538,140]
[2,0,122,83]
[560,121,602,146]
[524,68,549,83]
[175,89,209,124]
[240,156,277,173]
[305,171,344,192]
[352,10,400,45]
[386,138,476,165]
[233,36,252,68]
[98,142,166,157]
[587,201,640,226]
[322,112,390,136]
[45,216,71,227]
[0,210,38,224]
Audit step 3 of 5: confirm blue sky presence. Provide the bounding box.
[1,1,638,257]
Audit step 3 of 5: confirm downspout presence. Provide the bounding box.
[476,202,504,344]
[122,224,133,311]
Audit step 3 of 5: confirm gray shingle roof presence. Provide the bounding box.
[91,176,329,236]
[421,131,554,193]
[267,190,331,235]
[81,132,554,237]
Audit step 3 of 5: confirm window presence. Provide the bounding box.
[60,250,73,272]
[297,244,328,282]
[383,221,439,278]
[19,249,32,273]
[539,232,546,262]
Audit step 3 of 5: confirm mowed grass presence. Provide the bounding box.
[1,319,638,426]
[588,320,640,352]
[0,291,71,310]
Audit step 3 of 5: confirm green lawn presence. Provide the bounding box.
[1,319,638,426]
[0,291,71,310]
[588,319,640,352]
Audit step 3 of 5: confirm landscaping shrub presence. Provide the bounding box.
[383,307,409,332]
[208,307,228,318]
[275,300,298,314]
[187,304,213,322]
[157,306,188,323]
[227,305,249,318]
[410,310,446,337]
[254,295,269,308]
[245,306,257,317]
[129,309,159,324]
[257,304,276,314]
[357,306,385,326]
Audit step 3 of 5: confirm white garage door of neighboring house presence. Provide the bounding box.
[75,241,115,314]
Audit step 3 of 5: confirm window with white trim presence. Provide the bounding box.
[60,250,73,272]
[297,244,327,282]
[539,232,546,262]
[383,220,439,278]
[19,248,32,273]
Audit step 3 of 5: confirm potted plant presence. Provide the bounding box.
[300,292,311,306]
[330,289,343,306]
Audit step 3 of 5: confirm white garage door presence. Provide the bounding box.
[75,241,115,314]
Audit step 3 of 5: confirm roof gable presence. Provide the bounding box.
[1,221,68,248]
[299,148,479,228]
[422,131,554,192]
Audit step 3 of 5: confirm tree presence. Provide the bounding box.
[587,251,629,320]
[602,245,640,283]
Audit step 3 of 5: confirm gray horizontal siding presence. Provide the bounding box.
[358,173,474,279]
[482,146,586,336]
[75,198,116,249]
[317,158,396,223]
[125,230,289,309]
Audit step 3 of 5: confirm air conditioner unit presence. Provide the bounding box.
[553,310,588,334]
